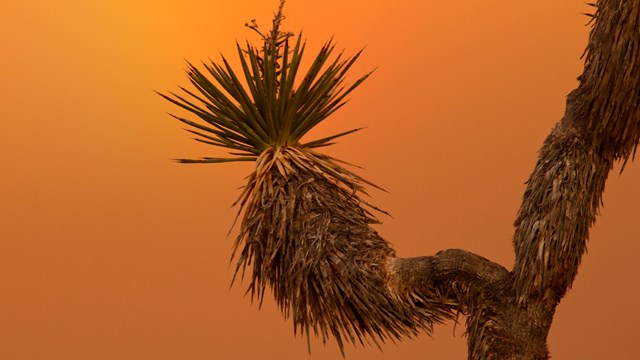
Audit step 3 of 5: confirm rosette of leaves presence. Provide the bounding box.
[159,0,454,353]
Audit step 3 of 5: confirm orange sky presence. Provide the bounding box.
[2,1,639,359]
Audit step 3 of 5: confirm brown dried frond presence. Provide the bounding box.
[513,1,640,302]
[580,1,640,164]
[513,127,611,300]
[231,146,455,352]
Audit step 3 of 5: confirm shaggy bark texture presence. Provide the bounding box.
[229,1,638,358]
[231,147,459,353]
[384,1,638,358]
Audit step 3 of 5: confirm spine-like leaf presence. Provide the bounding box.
[160,9,372,163]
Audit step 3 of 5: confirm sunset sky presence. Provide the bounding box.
[2,1,639,359]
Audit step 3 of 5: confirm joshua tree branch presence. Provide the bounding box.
[388,251,521,359]
[390,2,639,358]
[387,250,510,305]
[512,1,639,305]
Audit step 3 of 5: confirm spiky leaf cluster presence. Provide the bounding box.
[158,0,372,163]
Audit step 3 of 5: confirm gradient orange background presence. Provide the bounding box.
[2,1,639,359]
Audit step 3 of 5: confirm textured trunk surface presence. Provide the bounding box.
[220,1,638,358]
[386,1,639,358]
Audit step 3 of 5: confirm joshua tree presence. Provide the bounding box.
[159,0,639,359]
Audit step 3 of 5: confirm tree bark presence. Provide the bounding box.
[388,1,640,358]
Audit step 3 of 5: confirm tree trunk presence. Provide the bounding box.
[388,1,639,358]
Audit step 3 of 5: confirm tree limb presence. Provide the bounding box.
[513,0,640,302]
[387,2,639,358]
